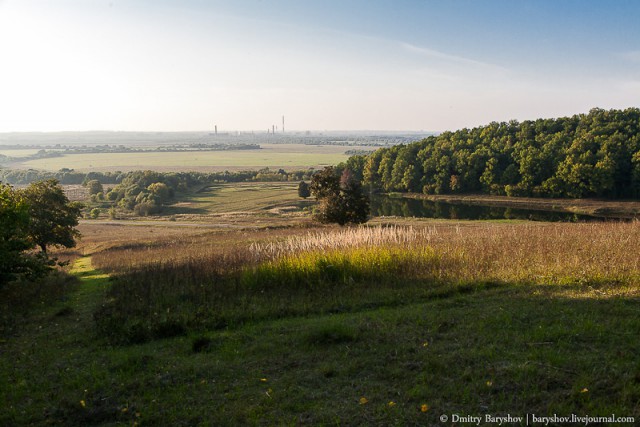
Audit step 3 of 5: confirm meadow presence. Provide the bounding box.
[169,182,311,216]
[9,144,363,172]
[2,214,639,425]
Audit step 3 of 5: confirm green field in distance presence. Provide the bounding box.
[10,144,365,172]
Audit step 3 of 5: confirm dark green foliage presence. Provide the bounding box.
[0,180,82,287]
[0,184,33,286]
[309,166,341,199]
[310,167,370,225]
[356,108,640,198]
[21,179,82,254]
[297,180,311,199]
[337,169,369,224]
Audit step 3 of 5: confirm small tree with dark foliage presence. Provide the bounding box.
[310,167,369,225]
[338,169,369,224]
[297,181,311,199]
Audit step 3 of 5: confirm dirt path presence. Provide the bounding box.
[0,257,112,424]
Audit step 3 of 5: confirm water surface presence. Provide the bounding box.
[370,196,608,222]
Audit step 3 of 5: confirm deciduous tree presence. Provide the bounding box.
[85,179,103,195]
[0,184,32,286]
[297,181,311,199]
[21,179,82,254]
[310,167,369,225]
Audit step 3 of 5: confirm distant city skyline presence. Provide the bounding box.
[1,0,639,133]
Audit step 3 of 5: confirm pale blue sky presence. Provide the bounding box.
[1,0,639,132]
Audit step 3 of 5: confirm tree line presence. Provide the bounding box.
[345,108,640,199]
[0,167,315,186]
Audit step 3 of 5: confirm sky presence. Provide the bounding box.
[0,0,639,132]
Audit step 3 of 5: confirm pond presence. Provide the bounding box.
[370,196,610,222]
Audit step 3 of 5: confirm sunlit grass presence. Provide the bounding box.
[243,246,447,290]
[70,256,109,281]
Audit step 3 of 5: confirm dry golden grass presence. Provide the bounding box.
[91,220,640,291]
[89,223,317,271]
[69,223,216,255]
[247,221,640,289]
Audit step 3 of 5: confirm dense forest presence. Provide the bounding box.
[345,108,640,198]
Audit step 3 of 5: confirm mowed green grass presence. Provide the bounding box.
[12,144,358,171]
[171,182,308,214]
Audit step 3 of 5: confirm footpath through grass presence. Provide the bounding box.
[0,257,111,425]
[2,254,640,425]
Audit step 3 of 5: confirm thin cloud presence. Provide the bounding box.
[400,42,509,74]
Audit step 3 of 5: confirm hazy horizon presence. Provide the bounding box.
[0,129,435,136]
[1,0,639,133]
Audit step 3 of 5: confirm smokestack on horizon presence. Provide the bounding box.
[282,115,285,133]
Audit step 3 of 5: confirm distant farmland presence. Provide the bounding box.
[0,148,43,158]
[9,143,371,172]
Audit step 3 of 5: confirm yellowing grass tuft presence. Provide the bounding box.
[243,245,448,289]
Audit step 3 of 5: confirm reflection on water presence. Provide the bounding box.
[370,196,606,222]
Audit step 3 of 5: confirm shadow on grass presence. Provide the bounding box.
[161,185,222,216]
[3,273,640,426]
[0,271,78,337]
[76,284,640,424]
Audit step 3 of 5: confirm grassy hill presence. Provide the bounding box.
[2,220,639,425]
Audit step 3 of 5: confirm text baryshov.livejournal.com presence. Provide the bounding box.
[439,413,635,425]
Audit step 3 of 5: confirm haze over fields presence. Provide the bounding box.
[1,0,639,133]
